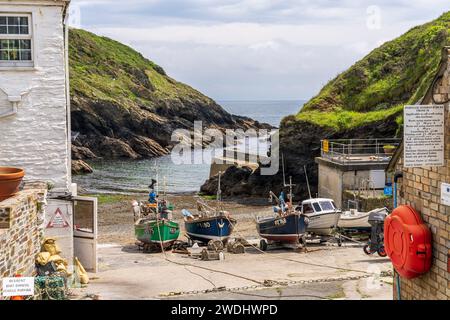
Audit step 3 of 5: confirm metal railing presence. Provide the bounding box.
[320,138,401,164]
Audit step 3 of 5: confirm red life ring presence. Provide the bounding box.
[384,205,432,279]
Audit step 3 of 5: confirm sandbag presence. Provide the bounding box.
[36,252,51,266]
[41,238,61,256]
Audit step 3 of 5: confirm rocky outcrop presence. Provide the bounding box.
[72,160,94,175]
[69,29,270,160]
[201,112,399,200]
[200,166,254,197]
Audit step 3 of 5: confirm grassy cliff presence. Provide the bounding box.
[69,29,214,109]
[69,29,265,160]
[295,11,450,131]
[203,12,450,199]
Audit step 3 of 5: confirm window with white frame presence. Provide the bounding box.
[0,14,33,67]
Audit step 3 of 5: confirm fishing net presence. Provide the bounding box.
[33,274,68,300]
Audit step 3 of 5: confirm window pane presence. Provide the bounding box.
[9,40,19,49]
[19,26,29,35]
[20,50,31,61]
[303,203,314,214]
[7,17,19,25]
[20,40,30,49]
[74,200,94,233]
[0,17,6,25]
[9,50,19,60]
[8,25,19,34]
[19,17,28,26]
[312,203,322,212]
[0,40,8,49]
[0,50,8,60]
[0,26,6,34]
[319,201,334,211]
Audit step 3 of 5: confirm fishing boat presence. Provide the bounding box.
[299,198,341,236]
[183,209,235,243]
[338,207,388,232]
[132,177,180,251]
[182,172,236,244]
[135,217,180,250]
[256,175,309,250]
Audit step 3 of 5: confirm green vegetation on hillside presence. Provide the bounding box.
[69,28,213,108]
[295,12,450,131]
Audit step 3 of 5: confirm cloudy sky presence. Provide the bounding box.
[69,0,450,100]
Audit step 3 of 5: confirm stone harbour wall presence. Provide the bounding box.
[0,189,46,297]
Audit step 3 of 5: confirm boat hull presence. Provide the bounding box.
[338,213,371,231]
[338,208,388,232]
[135,219,180,248]
[185,216,235,243]
[257,213,308,243]
[305,211,341,236]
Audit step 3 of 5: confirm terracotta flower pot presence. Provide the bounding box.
[0,167,25,202]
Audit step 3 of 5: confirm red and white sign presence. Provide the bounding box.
[46,208,70,228]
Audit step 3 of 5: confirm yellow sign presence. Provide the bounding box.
[323,140,329,153]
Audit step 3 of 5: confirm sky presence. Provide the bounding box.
[69,0,450,101]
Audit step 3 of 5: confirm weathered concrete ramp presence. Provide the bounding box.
[74,243,393,300]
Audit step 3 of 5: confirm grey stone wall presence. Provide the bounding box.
[0,189,46,297]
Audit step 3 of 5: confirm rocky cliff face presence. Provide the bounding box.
[69,29,268,160]
[201,113,399,199]
[201,12,450,200]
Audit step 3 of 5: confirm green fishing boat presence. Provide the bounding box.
[135,218,180,250]
[133,177,180,251]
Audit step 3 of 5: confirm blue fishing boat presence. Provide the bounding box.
[183,210,236,243]
[256,212,308,244]
[256,171,309,250]
[182,171,236,244]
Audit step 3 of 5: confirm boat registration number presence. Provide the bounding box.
[198,222,211,228]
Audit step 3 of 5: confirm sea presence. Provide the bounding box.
[73,100,304,194]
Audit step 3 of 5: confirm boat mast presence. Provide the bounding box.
[282,154,295,212]
[289,176,293,212]
[217,171,222,212]
[163,176,167,200]
[304,165,312,199]
[155,160,159,215]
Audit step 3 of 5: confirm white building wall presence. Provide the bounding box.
[0,2,70,192]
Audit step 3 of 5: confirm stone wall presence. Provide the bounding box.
[0,189,46,297]
[392,49,450,300]
[0,1,70,193]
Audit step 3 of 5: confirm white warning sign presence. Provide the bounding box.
[46,208,70,228]
[404,105,445,168]
[2,277,35,297]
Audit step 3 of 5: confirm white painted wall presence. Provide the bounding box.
[0,1,70,192]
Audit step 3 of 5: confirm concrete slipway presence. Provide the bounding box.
[73,243,393,300]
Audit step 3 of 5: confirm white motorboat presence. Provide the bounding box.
[299,198,341,236]
[338,207,389,231]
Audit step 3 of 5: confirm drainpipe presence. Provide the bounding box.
[393,171,403,301]
[393,172,403,208]
[63,4,72,193]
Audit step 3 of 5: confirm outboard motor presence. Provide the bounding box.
[364,208,388,257]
